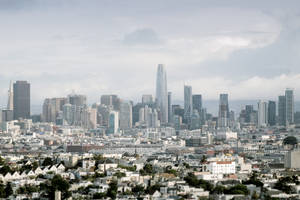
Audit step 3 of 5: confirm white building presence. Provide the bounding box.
[257,100,268,127]
[205,161,236,174]
[119,101,132,130]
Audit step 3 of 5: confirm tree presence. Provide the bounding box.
[93,192,106,199]
[50,175,71,199]
[145,184,162,195]
[0,157,5,166]
[201,155,207,164]
[107,180,118,199]
[184,173,213,192]
[132,185,145,194]
[225,184,249,195]
[212,185,225,194]
[283,136,298,146]
[42,157,53,166]
[5,182,13,198]
[140,163,154,176]
[242,172,263,187]
[0,165,12,175]
[0,183,5,198]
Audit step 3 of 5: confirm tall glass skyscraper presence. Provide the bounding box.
[184,85,193,123]
[278,95,286,126]
[156,64,168,124]
[268,101,276,126]
[168,92,172,123]
[285,88,294,125]
[257,100,268,127]
[13,81,30,120]
[192,94,202,114]
[218,94,229,128]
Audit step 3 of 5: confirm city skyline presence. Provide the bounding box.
[1,0,300,106]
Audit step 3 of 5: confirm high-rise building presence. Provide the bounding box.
[218,94,229,128]
[168,92,172,123]
[184,85,193,123]
[190,110,200,130]
[13,81,30,120]
[119,101,132,130]
[257,100,268,127]
[108,111,119,134]
[156,64,168,124]
[192,94,202,114]
[268,101,276,126]
[278,95,286,126]
[68,94,87,107]
[245,105,254,123]
[7,81,14,111]
[42,98,67,123]
[139,107,145,123]
[1,109,13,122]
[101,95,121,110]
[142,95,153,105]
[285,89,294,125]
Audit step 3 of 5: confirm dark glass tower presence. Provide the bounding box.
[268,101,276,126]
[13,81,30,120]
[278,95,286,126]
[192,94,202,113]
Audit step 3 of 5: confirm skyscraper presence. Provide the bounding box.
[108,111,119,134]
[168,92,172,123]
[142,95,153,105]
[218,94,229,128]
[285,88,294,125]
[184,85,193,123]
[278,95,286,126]
[257,100,268,127]
[268,101,276,126]
[68,94,87,107]
[13,81,30,120]
[7,81,14,111]
[192,94,202,114]
[119,101,132,130]
[156,64,168,124]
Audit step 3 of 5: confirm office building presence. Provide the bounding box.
[13,81,30,120]
[285,89,294,125]
[1,109,14,122]
[142,95,153,105]
[156,64,168,124]
[192,94,202,114]
[101,95,121,110]
[108,111,119,134]
[257,100,268,127]
[184,85,193,123]
[268,101,276,126]
[68,94,87,107]
[42,98,67,123]
[7,81,13,111]
[168,92,172,123]
[278,95,286,126]
[218,94,229,128]
[119,101,132,130]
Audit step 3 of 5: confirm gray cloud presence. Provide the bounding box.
[122,28,162,46]
[0,0,300,111]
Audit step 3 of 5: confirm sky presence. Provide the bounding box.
[1,0,300,108]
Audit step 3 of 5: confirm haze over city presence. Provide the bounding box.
[1,0,300,107]
[2,1,300,200]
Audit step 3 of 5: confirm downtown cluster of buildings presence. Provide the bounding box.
[0,65,297,134]
[1,65,300,199]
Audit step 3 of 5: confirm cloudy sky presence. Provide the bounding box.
[1,0,300,108]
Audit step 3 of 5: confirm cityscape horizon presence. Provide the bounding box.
[1,1,300,199]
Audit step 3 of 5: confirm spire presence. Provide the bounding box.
[7,81,14,110]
